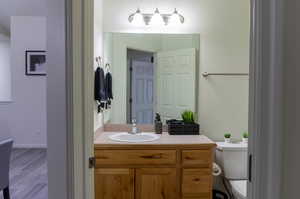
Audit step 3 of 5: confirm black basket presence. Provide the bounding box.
[167,120,200,135]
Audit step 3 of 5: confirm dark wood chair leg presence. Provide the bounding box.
[3,186,10,199]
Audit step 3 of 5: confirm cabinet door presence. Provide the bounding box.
[136,168,177,199]
[182,169,212,198]
[95,168,134,199]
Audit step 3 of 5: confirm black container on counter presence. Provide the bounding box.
[167,119,200,135]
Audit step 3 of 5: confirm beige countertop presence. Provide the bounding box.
[94,132,216,147]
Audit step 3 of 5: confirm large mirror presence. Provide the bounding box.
[103,33,200,124]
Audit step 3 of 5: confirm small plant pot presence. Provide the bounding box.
[242,138,248,143]
[224,138,231,143]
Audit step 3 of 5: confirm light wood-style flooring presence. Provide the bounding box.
[0,149,48,199]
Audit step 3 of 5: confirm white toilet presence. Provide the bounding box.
[216,142,248,199]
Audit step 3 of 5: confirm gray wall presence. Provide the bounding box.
[282,0,300,198]
[47,0,68,198]
[0,16,47,148]
[0,33,11,102]
[0,0,46,33]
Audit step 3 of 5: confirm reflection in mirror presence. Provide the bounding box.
[104,33,200,124]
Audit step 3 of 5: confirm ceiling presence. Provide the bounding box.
[0,0,46,34]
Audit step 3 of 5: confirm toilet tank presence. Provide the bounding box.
[216,142,248,180]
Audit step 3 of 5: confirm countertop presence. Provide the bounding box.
[94,132,216,148]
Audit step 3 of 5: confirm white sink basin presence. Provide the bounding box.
[109,132,160,143]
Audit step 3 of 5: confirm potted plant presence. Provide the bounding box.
[181,110,195,123]
[242,132,249,143]
[224,133,232,143]
[167,110,199,135]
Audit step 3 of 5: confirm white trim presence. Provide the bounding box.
[13,144,47,149]
[68,0,84,198]
[249,0,283,199]
[66,0,95,199]
[83,0,95,198]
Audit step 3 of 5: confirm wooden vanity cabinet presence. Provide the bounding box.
[136,168,177,199]
[94,145,215,199]
[95,168,135,199]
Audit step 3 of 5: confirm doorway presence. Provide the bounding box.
[50,0,286,199]
[127,49,155,124]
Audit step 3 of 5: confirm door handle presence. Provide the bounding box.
[248,154,252,182]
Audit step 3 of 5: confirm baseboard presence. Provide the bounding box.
[13,144,47,149]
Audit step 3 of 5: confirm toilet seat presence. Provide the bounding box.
[230,180,247,199]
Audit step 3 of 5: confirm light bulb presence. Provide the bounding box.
[150,8,164,26]
[170,9,182,25]
[132,9,144,26]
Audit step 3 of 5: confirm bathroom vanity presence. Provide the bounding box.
[94,132,216,199]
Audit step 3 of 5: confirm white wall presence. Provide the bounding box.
[103,32,113,68]
[0,0,46,32]
[94,0,105,130]
[0,16,47,147]
[94,0,104,60]
[0,33,11,102]
[97,0,250,140]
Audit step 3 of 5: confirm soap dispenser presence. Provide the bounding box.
[154,113,163,134]
[131,119,139,134]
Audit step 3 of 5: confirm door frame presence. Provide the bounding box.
[47,0,94,199]
[127,49,155,124]
[248,0,283,199]
[47,0,285,198]
[68,0,95,198]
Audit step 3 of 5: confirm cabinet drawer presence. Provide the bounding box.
[182,150,211,167]
[182,169,212,198]
[95,150,177,166]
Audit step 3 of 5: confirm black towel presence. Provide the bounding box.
[105,72,113,100]
[94,67,106,102]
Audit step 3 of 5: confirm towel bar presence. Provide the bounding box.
[202,72,249,77]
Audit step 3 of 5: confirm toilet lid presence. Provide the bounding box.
[230,180,247,198]
[217,142,248,151]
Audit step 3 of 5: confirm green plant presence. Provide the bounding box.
[224,133,231,139]
[181,110,195,123]
[243,132,249,138]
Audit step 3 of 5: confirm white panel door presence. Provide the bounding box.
[132,60,154,124]
[156,48,197,123]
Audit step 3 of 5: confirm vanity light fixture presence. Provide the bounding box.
[130,8,145,26]
[128,8,185,26]
[150,8,164,26]
[170,8,185,25]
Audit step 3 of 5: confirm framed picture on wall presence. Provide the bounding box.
[25,50,46,76]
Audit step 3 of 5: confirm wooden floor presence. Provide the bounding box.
[0,149,48,199]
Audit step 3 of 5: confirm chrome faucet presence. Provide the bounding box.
[130,119,140,134]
